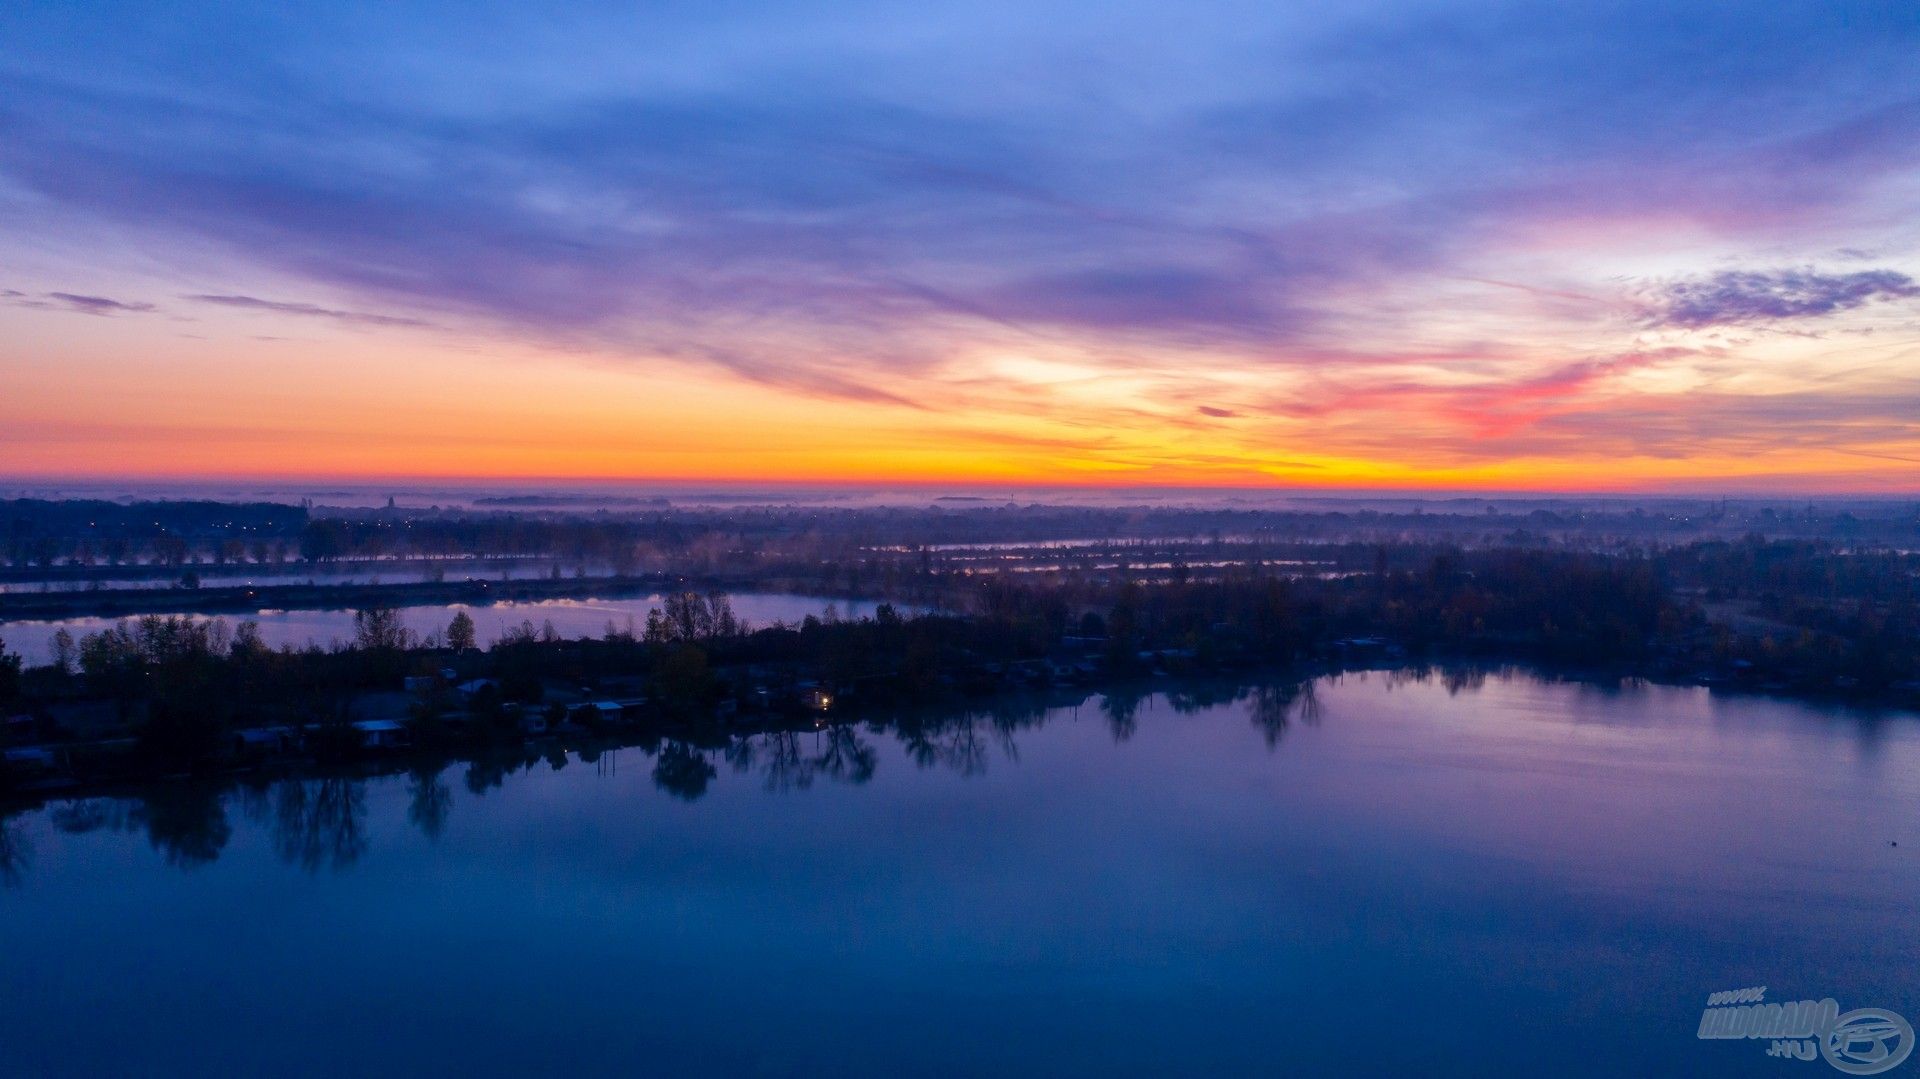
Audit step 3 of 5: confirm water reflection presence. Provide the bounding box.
[40,786,233,869]
[17,775,370,879]
[3,663,1913,885]
[2,675,1312,880]
[653,742,716,800]
[719,726,880,792]
[0,815,27,885]
[5,666,1917,1079]
[406,764,453,841]
[0,592,926,663]
[261,778,369,872]
[1102,687,1143,742]
[817,726,878,785]
[137,783,232,869]
[1249,680,1319,747]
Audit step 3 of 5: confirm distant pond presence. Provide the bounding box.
[0,557,573,594]
[0,592,914,661]
[2,670,1916,1076]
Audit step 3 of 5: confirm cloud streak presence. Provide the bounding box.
[4,291,157,316]
[184,294,432,328]
[1639,269,1920,329]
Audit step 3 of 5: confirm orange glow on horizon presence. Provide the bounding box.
[3,296,1917,496]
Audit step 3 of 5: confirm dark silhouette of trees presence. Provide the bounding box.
[353,606,411,652]
[644,591,738,643]
[653,645,717,718]
[0,528,1911,801]
[446,611,477,653]
[0,634,19,704]
[48,629,75,677]
[299,519,346,562]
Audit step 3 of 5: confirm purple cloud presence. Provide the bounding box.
[27,292,157,316]
[0,1,1917,412]
[1639,269,1919,329]
[185,293,432,328]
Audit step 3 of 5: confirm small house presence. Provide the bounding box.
[3,746,61,782]
[4,714,37,742]
[232,727,296,757]
[350,719,409,750]
[455,678,498,699]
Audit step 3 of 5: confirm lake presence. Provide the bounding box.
[1,670,1915,1076]
[0,592,912,663]
[0,557,568,594]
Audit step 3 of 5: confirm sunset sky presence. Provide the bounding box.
[3,2,1918,491]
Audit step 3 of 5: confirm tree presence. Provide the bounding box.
[664,591,707,641]
[654,644,715,717]
[78,625,145,701]
[353,607,410,652]
[230,620,269,659]
[0,634,20,703]
[446,611,477,652]
[50,628,77,676]
[707,592,737,637]
[299,519,345,562]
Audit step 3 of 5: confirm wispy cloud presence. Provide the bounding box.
[184,293,432,328]
[4,291,158,316]
[1638,269,1920,329]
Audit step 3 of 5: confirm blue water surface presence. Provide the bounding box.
[1,670,1915,1077]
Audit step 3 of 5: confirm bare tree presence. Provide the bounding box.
[446,611,477,652]
[50,629,76,675]
[353,607,411,651]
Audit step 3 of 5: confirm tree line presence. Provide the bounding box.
[3,539,1917,792]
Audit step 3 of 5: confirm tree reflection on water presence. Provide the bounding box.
[1249,680,1320,748]
[0,815,28,886]
[407,764,453,841]
[134,782,232,869]
[1,677,1328,881]
[652,741,716,800]
[267,778,369,872]
[39,784,233,869]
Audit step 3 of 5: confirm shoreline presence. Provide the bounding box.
[0,573,896,622]
[7,656,1916,813]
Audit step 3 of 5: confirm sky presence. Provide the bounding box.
[2,1,1919,492]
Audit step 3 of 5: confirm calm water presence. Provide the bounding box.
[0,557,565,594]
[2,671,1916,1077]
[0,592,910,661]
